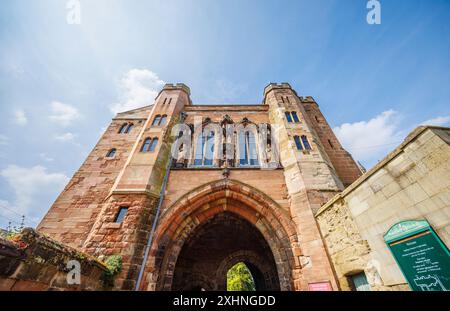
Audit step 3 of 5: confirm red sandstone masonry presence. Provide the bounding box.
[303,98,362,187]
[36,83,363,291]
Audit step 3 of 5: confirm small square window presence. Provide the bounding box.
[114,207,128,224]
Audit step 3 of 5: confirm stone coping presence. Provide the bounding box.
[0,228,107,272]
[315,125,450,217]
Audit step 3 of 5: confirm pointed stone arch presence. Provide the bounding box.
[141,179,302,291]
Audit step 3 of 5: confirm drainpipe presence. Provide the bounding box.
[135,112,186,291]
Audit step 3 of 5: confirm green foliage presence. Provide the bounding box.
[102,254,123,286]
[227,262,256,291]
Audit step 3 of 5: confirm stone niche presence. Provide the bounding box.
[0,228,109,291]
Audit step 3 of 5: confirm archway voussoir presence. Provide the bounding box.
[150,179,299,291]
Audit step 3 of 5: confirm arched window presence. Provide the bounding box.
[125,123,134,133]
[141,138,158,152]
[294,136,303,150]
[159,115,167,126]
[141,138,152,152]
[285,112,293,123]
[239,131,259,166]
[106,148,116,158]
[152,115,161,126]
[194,130,215,166]
[204,131,214,166]
[118,123,128,134]
[149,138,159,152]
[291,112,300,123]
[301,135,311,150]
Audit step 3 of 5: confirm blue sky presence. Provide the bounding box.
[0,0,449,229]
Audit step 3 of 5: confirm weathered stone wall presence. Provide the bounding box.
[302,98,363,187]
[0,229,108,291]
[81,84,191,290]
[35,82,371,291]
[263,83,342,290]
[316,126,450,291]
[37,106,151,249]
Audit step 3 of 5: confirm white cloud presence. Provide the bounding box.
[49,101,81,126]
[14,109,28,125]
[39,153,54,162]
[0,134,9,145]
[0,165,69,227]
[110,69,165,114]
[54,132,76,142]
[333,110,404,167]
[420,115,450,126]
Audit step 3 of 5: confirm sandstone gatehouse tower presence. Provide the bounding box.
[38,83,363,291]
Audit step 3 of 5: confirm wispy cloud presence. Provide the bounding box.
[0,165,69,227]
[110,69,165,114]
[420,115,450,126]
[49,101,81,126]
[39,153,54,162]
[54,132,76,142]
[14,109,27,125]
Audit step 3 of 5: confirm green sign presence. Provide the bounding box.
[384,220,450,291]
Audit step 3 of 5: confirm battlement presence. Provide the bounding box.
[162,83,191,96]
[263,82,293,98]
[299,96,317,104]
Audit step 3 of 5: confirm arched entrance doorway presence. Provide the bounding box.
[172,212,280,291]
[143,179,302,291]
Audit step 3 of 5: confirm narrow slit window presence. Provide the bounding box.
[285,112,293,123]
[106,148,116,158]
[141,138,152,152]
[118,123,128,134]
[125,123,134,133]
[301,135,311,150]
[114,207,128,224]
[152,115,161,126]
[294,136,303,150]
[328,139,334,149]
[291,112,300,123]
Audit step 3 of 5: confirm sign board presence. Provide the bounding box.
[384,220,450,291]
[308,282,332,291]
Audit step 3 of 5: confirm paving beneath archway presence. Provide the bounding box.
[172,212,280,291]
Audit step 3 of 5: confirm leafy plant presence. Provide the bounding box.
[227,262,256,291]
[102,254,123,286]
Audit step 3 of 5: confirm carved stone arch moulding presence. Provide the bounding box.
[141,179,303,291]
